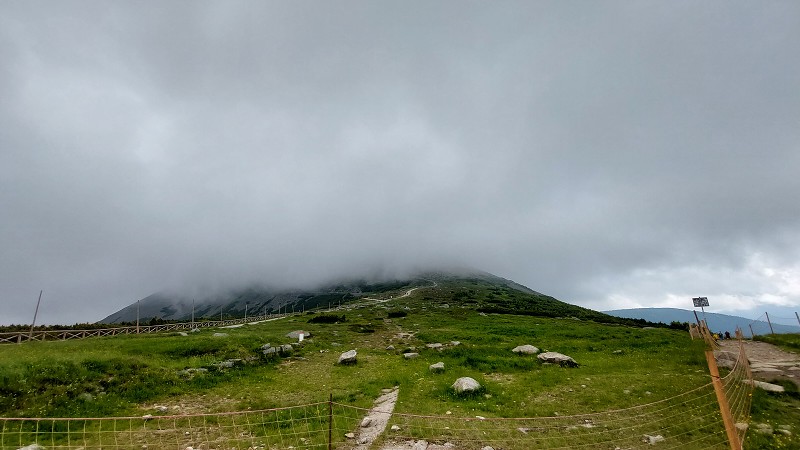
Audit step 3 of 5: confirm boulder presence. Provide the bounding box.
[403,352,420,359]
[286,330,311,340]
[512,345,540,355]
[537,352,578,367]
[452,377,481,393]
[714,350,741,370]
[338,350,357,365]
[426,343,443,349]
[430,362,445,373]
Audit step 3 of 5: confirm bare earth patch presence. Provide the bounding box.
[719,339,800,388]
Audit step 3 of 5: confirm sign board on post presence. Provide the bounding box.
[692,297,709,308]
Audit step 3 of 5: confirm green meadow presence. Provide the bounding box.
[1,281,798,449]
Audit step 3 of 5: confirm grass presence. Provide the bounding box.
[0,283,795,449]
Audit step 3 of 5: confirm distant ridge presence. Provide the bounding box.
[604,307,800,336]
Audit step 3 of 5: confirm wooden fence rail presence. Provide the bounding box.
[0,313,289,344]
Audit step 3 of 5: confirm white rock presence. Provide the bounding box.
[390,425,401,431]
[412,441,429,450]
[361,417,373,427]
[430,362,445,372]
[344,432,356,439]
[338,350,358,365]
[212,332,228,337]
[403,352,420,359]
[744,380,785,392]
[512,345,540,355]
[643,434,665,444]
[537,352,578,367]
[452,377,481,393]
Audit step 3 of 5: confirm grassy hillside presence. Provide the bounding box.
[1,281,797,449]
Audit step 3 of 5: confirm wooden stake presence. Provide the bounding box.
[704,348,742,449]
[29,290,43,341]
[765,312,775,335]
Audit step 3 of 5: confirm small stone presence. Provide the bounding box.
[755,423,773,434]
[386,345,395,350]
[481,447,495,450]
[450,341,461,346]
[357,437,369,444]
[430,362,445,373]
[345,432,356,439]
[390,425,401,431]
[338,350,357,365]
[154,405,169,413]
[643,434,665,444]
[745,380,785,392]
[426,343,443,349]
[403,352,420,359]
[212,332,228,337]
[412,441,428,450]
[361,417,373,427]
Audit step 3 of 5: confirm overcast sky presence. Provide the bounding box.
[2,1,799,326]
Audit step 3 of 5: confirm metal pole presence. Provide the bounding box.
[245,303,248,321]
[749,324,755,338]
[192,299,195,329]
[795,312,800,328]
[29,290,43,340]
[765,312,775,335]
[136,300,140,334]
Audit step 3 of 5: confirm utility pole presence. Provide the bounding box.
[795,312,800,328]
[191,299,195,329]
[136,300,140,334]
[29,290,43,341]
[245,302,248,321]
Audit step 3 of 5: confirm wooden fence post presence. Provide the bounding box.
[328,393,333,450]
[704,344,742,449]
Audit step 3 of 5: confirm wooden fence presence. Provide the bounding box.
[0,313,289,344]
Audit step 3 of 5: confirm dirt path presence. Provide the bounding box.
[719,339,800,387]
[349,387,399,449]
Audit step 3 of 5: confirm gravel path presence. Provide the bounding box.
[719,339,800,387]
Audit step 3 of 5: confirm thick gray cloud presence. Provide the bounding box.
[1,1,799,325]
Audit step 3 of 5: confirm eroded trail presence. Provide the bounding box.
[350,387,399,449]
[719,339,800,387]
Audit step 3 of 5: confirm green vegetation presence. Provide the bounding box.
[1,279,796,449]
[754,332,800,353]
